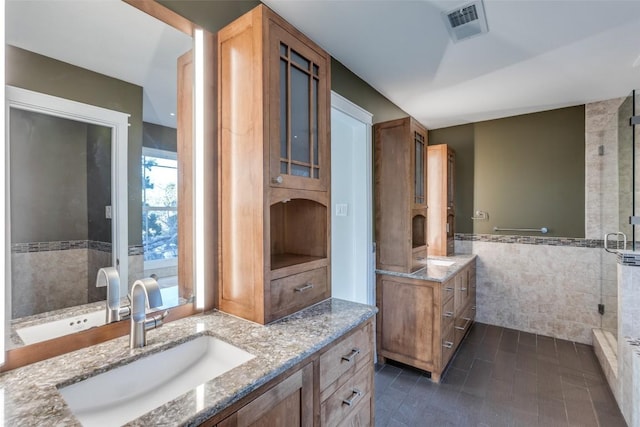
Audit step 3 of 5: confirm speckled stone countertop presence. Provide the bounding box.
[376,254,477,282]
[0,298,377,426]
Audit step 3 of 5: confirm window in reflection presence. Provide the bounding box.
[141,148,178,268]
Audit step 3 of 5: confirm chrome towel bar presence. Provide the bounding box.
[493,226,548,234]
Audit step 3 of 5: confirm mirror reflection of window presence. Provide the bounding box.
[141,147,178,281]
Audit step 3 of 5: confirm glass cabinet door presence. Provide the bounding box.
[270,22,328,191]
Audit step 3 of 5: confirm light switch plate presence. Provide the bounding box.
[105,205,112,219]
[335,204,348,217]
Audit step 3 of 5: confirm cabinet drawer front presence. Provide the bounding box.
[337,393,371,427]
[320,322,372,392]
[441,324,455,368]
[321,365,372,427]
[454,304,474,347]
[442,279,455,305]
[441,294,455,331]
[270,267,328,320]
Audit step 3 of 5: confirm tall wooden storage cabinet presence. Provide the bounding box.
[217,5,331,324]
[374,117,428,273]
[427,144,455,256]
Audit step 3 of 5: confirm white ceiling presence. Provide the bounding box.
[262,0,640,129]
[6,1,193,128]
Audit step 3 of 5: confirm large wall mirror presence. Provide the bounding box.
[4,0,198,352]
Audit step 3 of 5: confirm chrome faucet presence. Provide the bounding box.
[129,278,168,348]
[97,267,131,323]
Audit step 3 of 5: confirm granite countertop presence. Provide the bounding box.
[376,254,477,282]
[0,298,377,426]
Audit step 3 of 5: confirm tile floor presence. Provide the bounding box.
[374,323,627,427]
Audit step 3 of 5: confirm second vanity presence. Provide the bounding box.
[0,299,376,426]
[376,254,477,382]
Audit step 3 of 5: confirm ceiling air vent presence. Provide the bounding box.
[443,0,489,43]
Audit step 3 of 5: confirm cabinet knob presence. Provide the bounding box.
[272,175,283,184]
[443,341,453,349]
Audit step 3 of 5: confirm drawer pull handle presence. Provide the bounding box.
[341,348,361,363]
[455,326,465,330]
[445,287,454,292]
[443,341,453,349]
[294,283,314,292]
[460,287,467,291]
[472,306,476,311]
[443,311,453,318]
[342,389,362,406]
[272,175,283,184]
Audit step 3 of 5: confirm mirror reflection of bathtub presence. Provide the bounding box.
[5,0,193,347]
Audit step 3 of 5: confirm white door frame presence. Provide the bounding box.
[330,91,374,305]
[5,86,130,299]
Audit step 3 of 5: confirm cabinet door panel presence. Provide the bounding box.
[269,21,329,192]
[220,363,313,427]
[380,279,436,366]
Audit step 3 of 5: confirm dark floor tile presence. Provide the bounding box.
[386,418,409,427]
[492,350,516,382]
[456,390,485,423]
[486,377,514,407]
[376,388,407,414]
[509,408,539,427]
[587,378,620,414]
[557,343,582,372]
[537,369,564,402]
[539,398,568,426]
[389,366,422,393]
[593,401,627,427]
[478,401,512,427]
[451,344,477,371]
[463,359,494,398]
[499,328,519,354]
[476,336,501,362]
[559,366,587,389]
[419,404,460,427]
[518,331,537,348]
[513,370,538,415]
[576,347,602,375]
[376,406,391,427]
[515,349,538,374]
[441,366,468,390]
[563,383,599,427]
[537,335,557,358]
[466,322,488,342]
[537,358,561,379]
[484,324,504,341]
[375,363,385,372]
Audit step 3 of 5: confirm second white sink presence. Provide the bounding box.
[58,335,255,426]
[427,259,455,267]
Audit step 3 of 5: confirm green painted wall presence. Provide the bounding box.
[6,45,144,245]
[429,106,585,238]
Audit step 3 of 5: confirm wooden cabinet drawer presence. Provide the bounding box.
[441,278,455,305]
[337,393,371,427]
[270,267,328,320]
[454,304,474,347]
[441,323,455,368]
[320,322,372,393]
[321,365,372,427]
[441,293,455,331]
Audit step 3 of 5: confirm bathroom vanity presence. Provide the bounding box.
[376,255,476,382]
[0,299,376,426]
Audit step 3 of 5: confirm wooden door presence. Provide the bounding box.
[217,363,313,427]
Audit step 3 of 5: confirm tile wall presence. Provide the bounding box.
[454,97,629,345]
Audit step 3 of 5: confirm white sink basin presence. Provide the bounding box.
[17,310,105,345]
[58,335,255,426]
[427,259,455,267]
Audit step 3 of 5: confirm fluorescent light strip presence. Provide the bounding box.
[1,0,6,365]
[194,28,205,309]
